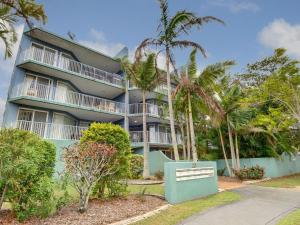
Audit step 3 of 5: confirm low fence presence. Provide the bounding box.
[217,153,300,178]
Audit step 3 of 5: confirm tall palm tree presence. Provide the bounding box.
[121,54,160,178]
[135,0,224,160]
[0,0,47,58]
[174,49,233,163]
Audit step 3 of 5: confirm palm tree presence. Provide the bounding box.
[135,0,224,160]
[174,49,233,163]
[0,0,47,58]
[121,54,160,178]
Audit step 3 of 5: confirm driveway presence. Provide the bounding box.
[179,185,300,225]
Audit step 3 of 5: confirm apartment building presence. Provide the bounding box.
[2,27,182,160]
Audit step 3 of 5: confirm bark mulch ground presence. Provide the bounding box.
[218,176,244,190]
[0,195,166,225]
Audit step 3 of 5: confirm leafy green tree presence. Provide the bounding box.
[174,49,232,163]
[80,123,131,198]
[0,0,47,58]
[0,128,56,221]
[121,54,160,178]
[239,48,297,87]
[135,0,224,160]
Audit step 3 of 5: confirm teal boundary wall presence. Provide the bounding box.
[217,153,300,178]
[164,161,218,204]
[149,151,173,175]
[47,139,77,176]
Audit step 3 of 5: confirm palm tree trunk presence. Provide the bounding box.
[142,91,150,178]
[185,111,191,160]
[0,182,8,210]
[180,122,187,159]
[234,133,240,170]
[188,92,197,163]
[227,115,236,170]
[166,47,179,160]
[218,128,232,177]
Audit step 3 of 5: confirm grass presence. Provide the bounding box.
[127,184,164,196]
[132,191,241,225]
[277,209,300,225]
[258,174,300,188]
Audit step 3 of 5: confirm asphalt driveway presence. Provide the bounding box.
[179,185,300,225]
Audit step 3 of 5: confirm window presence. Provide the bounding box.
[17,108,48,137]
[31,43,57,66]
[24,74,52,99]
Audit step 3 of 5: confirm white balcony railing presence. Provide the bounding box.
[130,131,182,145]
[129,103,168,118]
[15,120,87,140]
[11,83,125,114]
[20,47,123,87]
[129,83,170,95]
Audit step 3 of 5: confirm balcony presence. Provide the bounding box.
[128,103,169,124]
[15,120,87,140]
[17,46,124,98]
[130,131,182,147]
[128,84,170,102]
[10,83,125,122]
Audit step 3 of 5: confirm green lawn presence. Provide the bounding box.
[258,174,300,188]
[277,209,300,225]
[127,184,164,196]
[132,191,241,225]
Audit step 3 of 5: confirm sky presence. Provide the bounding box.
[1,0,300,122]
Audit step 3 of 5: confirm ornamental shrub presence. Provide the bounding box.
[80,122,131,198]
[0,129,56,221]
[233,165,265,180]
[130,154,144,179]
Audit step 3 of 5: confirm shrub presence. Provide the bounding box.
[64,142,119,212]
[217,168,226,176]
[154,170,164,180]
[0,129,56,221]
[80,123,131,198]
[233,165,265,180]
[130,154,144,179]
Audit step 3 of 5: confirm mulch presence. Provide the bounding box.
[218,176,244,190]
[0,195,166,225]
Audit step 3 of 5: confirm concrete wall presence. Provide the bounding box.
[164,161,218,204]
[217,154,300,178]
[149,151,173,175]
[47,139,77,176]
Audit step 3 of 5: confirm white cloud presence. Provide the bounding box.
[79,28,125,57]
[259,19,300,59]
[209,0,260,13]
[0,24,24,125]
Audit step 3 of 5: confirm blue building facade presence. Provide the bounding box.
[2,27,182,161]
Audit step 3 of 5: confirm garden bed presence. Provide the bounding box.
[0,195,166,225]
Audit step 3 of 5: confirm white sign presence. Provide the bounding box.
[176,167,214,182]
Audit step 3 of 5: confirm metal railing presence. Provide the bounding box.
[11,83,125,114]
[15,120,87,140]
[129,83,170,95]
[130,131,182,145]
[129,103,168,118]
[21,46,123,87]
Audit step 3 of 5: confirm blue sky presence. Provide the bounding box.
[1,0,300,121]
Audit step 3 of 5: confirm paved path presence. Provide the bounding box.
[179,185,300,225]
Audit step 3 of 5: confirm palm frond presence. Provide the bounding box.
[175,16,225,36]
[197,60,235,89]
[157,0,169,35]
[187,48,197,78]
[171,40,207,58]
[135,38,162,63]
[166,11,195,39]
